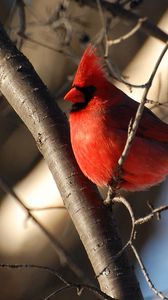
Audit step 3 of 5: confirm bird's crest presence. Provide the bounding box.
[73,45,107,87]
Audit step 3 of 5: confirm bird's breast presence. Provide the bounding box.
[69,110,121,186]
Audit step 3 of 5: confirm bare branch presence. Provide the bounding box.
[117,41,168,171]
[105,58,149,89]
[96,0,108,47]
[20,34,67,54]
[107,17,147,46]
[135,205,168,225]
[28,205,66,212]
[0,263,114,300]
[0,22,143,299]
[112,196,136,246]
[103,40,168,200]
[131,244,168,300]
[111,195,168,299]
[45,284,114,300]
[76,0,168,43]
[16,0,26,49]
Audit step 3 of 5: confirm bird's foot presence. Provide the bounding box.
[104,185,121,206]
[104,186,116,206]
[104,172,123,206]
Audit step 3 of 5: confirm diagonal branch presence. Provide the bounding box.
[76,0,168,43]
[135,205,168,225]
[117,41,168,170]
[0,263,114,300]
[131,244,168,300]
[112,196,168,300]
[107,17,147,46]
[0,22,143,299]
[104,41,168,202]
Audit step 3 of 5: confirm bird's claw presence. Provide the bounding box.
[104,186,116,206]
[104,173,123,206]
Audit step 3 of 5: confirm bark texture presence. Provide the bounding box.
[0,23,143,299]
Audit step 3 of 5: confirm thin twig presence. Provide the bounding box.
[105,58,149,89]
[77,0,168,43]
[112,196,136,246]
[98,196,136,275]
[111,195,168,299]
[0,263,68,284]
[106,42,168,195]
[45,286,71,300]
[117,41,168,171]
[135,205,168,225]
[22,35,79,64]
[96,0,115,59]
[96,0,108,56]
[22,35,66,54]
[131,244,168,300]
[5,0,17,32]
[29,205,65,212]
[108,17,147,46]
[0,263,114,300]
[45,283,114,300]
[16,0,26,49]
[49,17,73,45]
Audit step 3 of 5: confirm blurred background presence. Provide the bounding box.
[0,0,168,299]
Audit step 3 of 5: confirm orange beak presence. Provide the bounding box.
[64,87,85,103]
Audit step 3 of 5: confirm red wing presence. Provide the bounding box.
[138,105,168,142]
[108,95,168,142]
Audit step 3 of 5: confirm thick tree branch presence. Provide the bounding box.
[0,23,143,299]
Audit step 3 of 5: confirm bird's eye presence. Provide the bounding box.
[74,85,96,103]
[71,85,96,112]
[83,86,96,103]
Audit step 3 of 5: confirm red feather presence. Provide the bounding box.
[73,45,107,87]
[64,46,168,191]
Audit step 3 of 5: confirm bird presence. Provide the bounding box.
[64,45,168,192]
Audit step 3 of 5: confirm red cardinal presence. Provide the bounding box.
[64,45,168,191]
